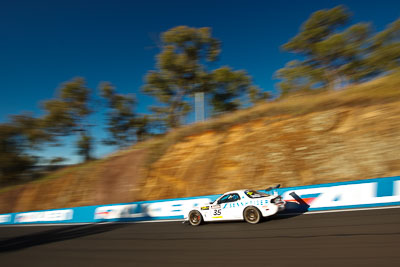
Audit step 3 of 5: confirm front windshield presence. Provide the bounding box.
[245,190,270,198]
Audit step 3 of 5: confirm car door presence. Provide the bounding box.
[220,193,243,219]
[211,193,241,221]
[208,194,228,221]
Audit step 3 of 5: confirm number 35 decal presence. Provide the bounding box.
[213,209,221,216]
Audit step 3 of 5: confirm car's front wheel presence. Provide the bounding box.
[243,206,261,224]
[188,210,203,226]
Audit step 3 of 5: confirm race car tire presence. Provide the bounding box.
[188,210,203,226]
[243,206,261,224]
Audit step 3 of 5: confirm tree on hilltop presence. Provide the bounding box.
[0,113,50,184]
[367,18,400,74]
[100,82,151,148]
[42,78,93,162]
[143,26,268,128]
[142,26,220,128]
[210,66,270,114]
[276,6,400,96]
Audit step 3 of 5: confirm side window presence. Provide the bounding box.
[218,193,240,204]
[217,195,230,204]
[230,193,240,202]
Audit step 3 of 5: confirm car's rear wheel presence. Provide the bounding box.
[188,210,203,226]
[243,206,261,224]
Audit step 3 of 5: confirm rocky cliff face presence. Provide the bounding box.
[140,102,400,200]
[1,97,400,213]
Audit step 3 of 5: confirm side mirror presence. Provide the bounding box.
[209,201,214,204]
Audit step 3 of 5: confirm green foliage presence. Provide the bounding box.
[0,78,94,182]
[135,115,152,142]
[368,18,400,73]
[143,26,268,127]
[42,78,91,136]
[275,60,326,97]
[10,113,52,147]
[42,99,75,135]
[0,121,38,184]
[210,67,268,114]
[100,82,137,148]
[280,5,363,90]
[76,132,93,162]
[247,86,271,105]
[42,77,93,161]
[283,5,350,54]
[277,6,400,96]
[143,26,220,129]
[100,82,153,147]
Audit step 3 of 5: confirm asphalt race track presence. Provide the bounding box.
[0,208,399,266]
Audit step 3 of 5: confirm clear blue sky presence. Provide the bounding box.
[1,0,399,163]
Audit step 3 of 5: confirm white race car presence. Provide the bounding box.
[185,185,285,226]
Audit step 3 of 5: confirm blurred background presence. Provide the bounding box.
[0,0,399,213]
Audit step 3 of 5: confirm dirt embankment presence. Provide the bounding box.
[140,102,400,200]
[1,75,400,213]
[0,149,147,213]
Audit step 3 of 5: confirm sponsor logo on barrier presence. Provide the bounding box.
[282,179,400,209]
[0,214,11,223]
[94,204,147,220]
[14,209,73,223]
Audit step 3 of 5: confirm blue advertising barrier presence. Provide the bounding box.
[0,176,399,225]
